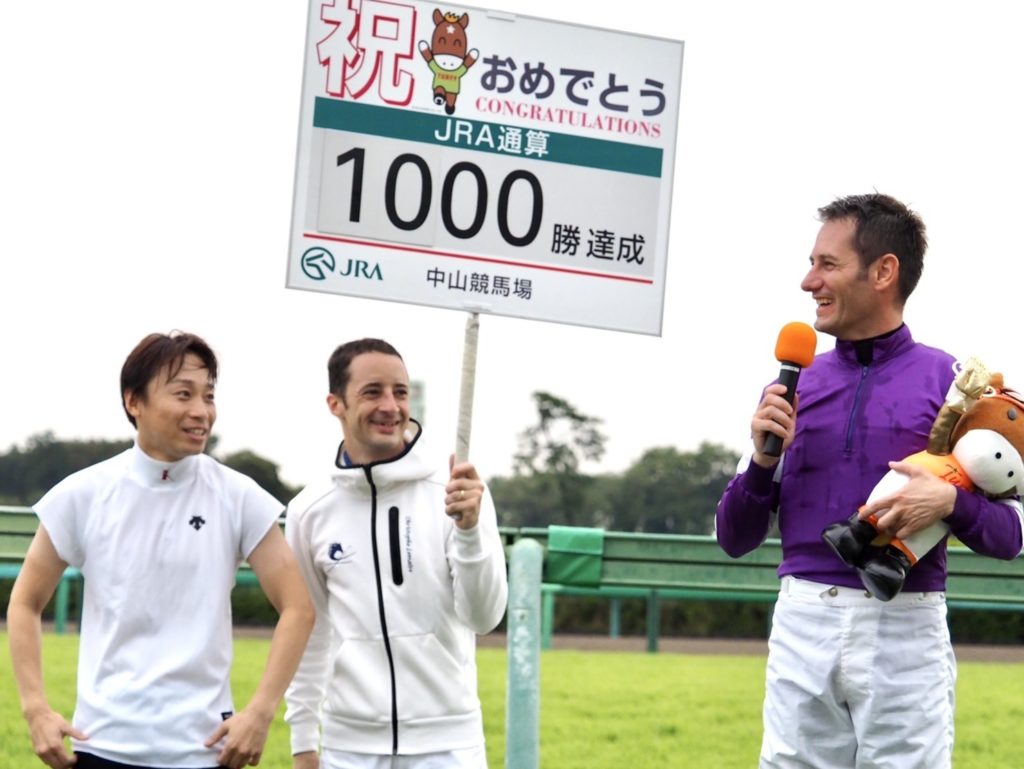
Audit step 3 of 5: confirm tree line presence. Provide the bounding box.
[489,391,739,534]
[0,431,299,507]
[7,395,1018,643]
[0,395,741,537]
[1,395,752,638]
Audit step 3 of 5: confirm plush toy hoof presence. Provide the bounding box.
[822,515,878,567]
[445,104,455,115]
[434,94,446,106]
[857,549,911,601]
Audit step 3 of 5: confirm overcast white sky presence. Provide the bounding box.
[3,1,1023,489]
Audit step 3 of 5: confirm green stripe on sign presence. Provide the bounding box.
[313,97,663,178]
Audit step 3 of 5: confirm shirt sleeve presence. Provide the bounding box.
[239,480,284,560]
[945,490,1024,559]
[283,502,331,755]
[714,451,780,558]
[34,480,84,568]
[447,485,508,635]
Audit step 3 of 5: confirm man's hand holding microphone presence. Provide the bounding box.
[752,322,817,468]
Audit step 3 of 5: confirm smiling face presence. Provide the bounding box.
[125,353,215,462]
[329,351,410,464]
[431,12,468,71]
[800,217,900,341]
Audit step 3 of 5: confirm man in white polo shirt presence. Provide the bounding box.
[7,331,315,769]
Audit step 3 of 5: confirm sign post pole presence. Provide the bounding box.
[455,311,480,464]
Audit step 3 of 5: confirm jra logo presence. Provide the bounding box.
[339,259,383,280]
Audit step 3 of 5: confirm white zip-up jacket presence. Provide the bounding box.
[284,423,508,756]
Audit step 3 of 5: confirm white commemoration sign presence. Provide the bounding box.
[288,0,684,335]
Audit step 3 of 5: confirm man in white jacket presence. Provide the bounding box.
[285,338,508,769]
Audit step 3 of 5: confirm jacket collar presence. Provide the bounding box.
[834,323,913,367]
[330,420,432,484]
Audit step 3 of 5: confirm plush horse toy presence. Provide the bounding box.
[822,359,1024,600]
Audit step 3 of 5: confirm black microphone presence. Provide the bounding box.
[763,322,817,457]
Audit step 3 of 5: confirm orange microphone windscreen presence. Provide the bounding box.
[774,322,817,367]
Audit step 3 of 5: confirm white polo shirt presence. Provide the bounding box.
[36,444,281,767]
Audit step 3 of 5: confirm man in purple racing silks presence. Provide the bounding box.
[715,194,1024,769]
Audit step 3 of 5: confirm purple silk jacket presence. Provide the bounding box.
[716,325,1022,591]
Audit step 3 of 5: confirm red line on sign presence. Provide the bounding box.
[302,233,655,285]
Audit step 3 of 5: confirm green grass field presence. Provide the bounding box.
[2,633,1022,768]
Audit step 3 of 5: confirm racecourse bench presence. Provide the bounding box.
[503,525,1024,651]
[7,508,1024,642]
[1,506,82,632]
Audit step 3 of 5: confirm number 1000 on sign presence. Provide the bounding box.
[317,132,545,254]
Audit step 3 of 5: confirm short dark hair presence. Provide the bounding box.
[817,193,927,303]
[328,338,403,399]
[120,331,218,427]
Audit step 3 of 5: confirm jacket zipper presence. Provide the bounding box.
[844,366,870,451]
[365,467,400,754]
